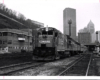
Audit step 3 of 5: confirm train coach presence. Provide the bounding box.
[32,27,86,60]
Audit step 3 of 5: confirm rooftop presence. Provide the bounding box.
[0,28,32,37]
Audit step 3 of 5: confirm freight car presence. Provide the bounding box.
[32,27,86,60]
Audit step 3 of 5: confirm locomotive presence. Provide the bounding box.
[32,27,86,60]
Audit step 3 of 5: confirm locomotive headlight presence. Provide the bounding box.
[46,27,48,31]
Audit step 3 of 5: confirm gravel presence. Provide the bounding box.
[12,55,82,76]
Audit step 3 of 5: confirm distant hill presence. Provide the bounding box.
[0,3,44,29]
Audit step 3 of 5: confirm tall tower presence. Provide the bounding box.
[63,8,76,40]
[87,20,95,34]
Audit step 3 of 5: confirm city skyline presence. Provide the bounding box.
[0,0,100,34]
[79,20,95,33]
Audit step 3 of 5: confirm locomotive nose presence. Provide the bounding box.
[42,35,47,39]
[41,44,46,47]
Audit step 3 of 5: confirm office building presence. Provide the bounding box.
[79,20,95,34]
[63,8,76,40]
[78,33,91,45]
[87,20,95,34]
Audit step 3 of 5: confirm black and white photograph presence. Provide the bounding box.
[0,0,100,76]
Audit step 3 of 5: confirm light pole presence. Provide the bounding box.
[96,31,99,44]
[96,31,99,53]
[68,19,72,44]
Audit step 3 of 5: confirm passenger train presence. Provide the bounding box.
[32,27,87,60]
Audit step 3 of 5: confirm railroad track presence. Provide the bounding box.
[0,61,45,75]
[58,53,92,76]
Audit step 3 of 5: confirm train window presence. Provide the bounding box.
[48,30,53,35]
[42,31,47,35]
[55,32,58,37]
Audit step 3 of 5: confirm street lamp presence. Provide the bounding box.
[68,19,72,37]
[68,19,72,44]
[96,31,99,45]
[95,31,100,54]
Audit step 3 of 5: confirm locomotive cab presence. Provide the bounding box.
[33,27,57,60]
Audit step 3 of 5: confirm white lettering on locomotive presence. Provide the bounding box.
[39,40,50,43]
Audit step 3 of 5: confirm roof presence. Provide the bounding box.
[0,28,32,37]
[36,27,62,34]
[85,42,100,45]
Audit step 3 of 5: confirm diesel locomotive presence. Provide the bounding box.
[32,27,86,60]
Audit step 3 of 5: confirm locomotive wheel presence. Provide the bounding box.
[52,56,56,60]
[55,52,60,59]
[68,54,71,57]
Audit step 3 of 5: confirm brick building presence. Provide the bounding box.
[0,29,32,53]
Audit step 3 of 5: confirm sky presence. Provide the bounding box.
[0,0,100,34]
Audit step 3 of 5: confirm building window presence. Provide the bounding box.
[21,47,22,49]
[3,41,7,44]
[26,47,27,49]
[14,33,17,37]
[9,46,12,48]
[8,33,11,36]
[8,40,12,44]
[23,47,25,50]
[0,40,2,44]
[3,32,8,36]
[30,42,32,45]
[0,33,3,36]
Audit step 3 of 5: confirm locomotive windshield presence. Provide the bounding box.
[42,30,53,35]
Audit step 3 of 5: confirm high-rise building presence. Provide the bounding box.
[87,20,95,34]
[83,27,88,33]
[78,33,91,45]
[63,8,76,40]
[78,20,95,45]
[78,20,95,34]
[79,29,83,33]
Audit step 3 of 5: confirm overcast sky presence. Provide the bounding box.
[0,0,100,34]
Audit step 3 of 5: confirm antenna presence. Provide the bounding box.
[46,25,48,31]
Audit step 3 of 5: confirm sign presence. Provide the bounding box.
[18,38,25,41]
[39,40,50,43]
